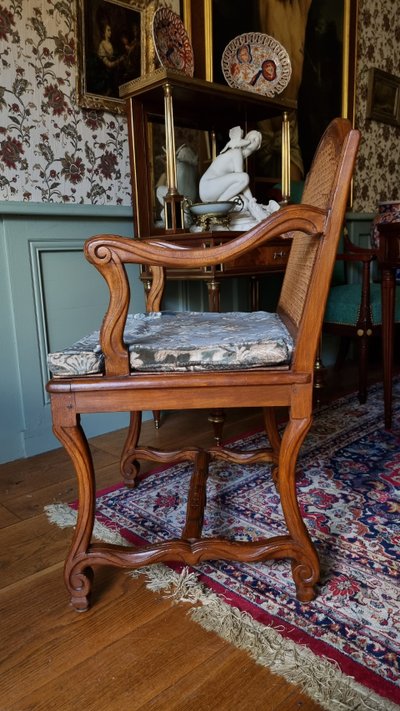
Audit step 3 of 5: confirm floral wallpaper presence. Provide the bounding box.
[0,0,398,210]
[0,0,134,204]
[352,0,400,212]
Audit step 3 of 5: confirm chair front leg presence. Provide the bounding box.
[120,411,142,487]
[263,407,281,488]
[278,415,320,602]
[53,415,96,611]
[182,450,210,540]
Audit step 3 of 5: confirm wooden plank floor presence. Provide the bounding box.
[0,361,383,710]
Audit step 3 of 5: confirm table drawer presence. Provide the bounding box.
[224,242,291,272]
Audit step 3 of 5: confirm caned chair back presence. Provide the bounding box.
[278,118,357,371]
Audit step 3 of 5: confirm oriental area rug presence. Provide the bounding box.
[46,379,400,711]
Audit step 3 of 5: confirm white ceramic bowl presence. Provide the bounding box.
[189,201,236,216]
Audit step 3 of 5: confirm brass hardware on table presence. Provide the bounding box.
[313,334,327,396]
[202,242,223,273]
[164,83,177,195]
[208,409,225,446]
[143,279,152,295]
[195,213,231,232]
[206,278,221,312]
[210,129,217,161]
[273,250,286,260]
[207,280,219,291]
[281,111,291,204]
[163,82,185,231]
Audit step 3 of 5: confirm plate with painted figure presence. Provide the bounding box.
[221,32,292,97]
[152,8,194,77]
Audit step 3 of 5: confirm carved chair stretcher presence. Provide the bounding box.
[46,119,360,611]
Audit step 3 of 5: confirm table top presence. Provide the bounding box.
[377,220,400,233]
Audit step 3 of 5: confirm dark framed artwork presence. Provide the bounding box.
[76,0,148,114]
[366,68,400,128]
[185,0,358,177]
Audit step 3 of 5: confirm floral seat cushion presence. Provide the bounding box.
[47,311,294,377]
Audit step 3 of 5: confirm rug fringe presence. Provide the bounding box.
[45,504,399,711]
[44,503,129,546]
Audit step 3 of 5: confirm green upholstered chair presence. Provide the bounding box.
[324,232,400,403]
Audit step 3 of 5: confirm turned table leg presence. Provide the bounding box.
[381,267,396,429]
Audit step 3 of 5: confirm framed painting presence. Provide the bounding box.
[366,68,400,128]
[76,0,148,114]
[184,0,358,177]
[76,1,184,114]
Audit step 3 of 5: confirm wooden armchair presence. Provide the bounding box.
[46,119,360,611]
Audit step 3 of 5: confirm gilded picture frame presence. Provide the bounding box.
[366,68,400,128]
[76,0,149,114]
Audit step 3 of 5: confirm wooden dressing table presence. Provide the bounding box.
[120,68,295,312]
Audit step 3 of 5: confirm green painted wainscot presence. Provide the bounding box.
[0,202,145,463]
[0,203,373,463]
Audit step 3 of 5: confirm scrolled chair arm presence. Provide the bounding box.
[85,204,326,270]
[84,204,326,377]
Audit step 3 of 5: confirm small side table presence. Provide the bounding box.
[376,221,400,429]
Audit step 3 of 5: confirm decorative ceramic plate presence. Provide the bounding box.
[221,32,291,97]
[152,8,194,77]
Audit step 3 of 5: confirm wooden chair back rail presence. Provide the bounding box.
[47,118,360,611]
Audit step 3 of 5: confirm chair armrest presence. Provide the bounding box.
[342,231,377,258]
[85,204,326,376]
[336,252,376,263]
[85,204,325,270]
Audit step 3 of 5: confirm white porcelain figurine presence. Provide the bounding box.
[199,126,280,230]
